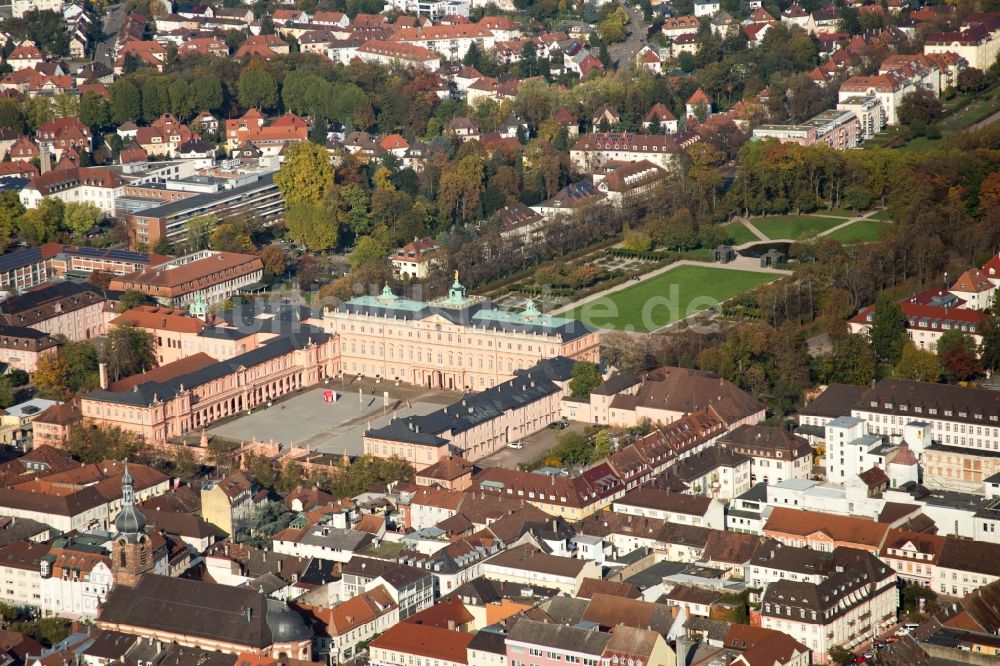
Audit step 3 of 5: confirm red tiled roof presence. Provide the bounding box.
[370,623,473,662]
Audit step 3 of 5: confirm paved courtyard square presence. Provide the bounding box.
[207,380,454,456]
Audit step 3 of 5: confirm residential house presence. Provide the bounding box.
[614,488,726,530]
[719,426,813,485]
[200,471,254,541]
[483,544,600,595]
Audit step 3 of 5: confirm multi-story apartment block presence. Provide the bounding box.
[126,173,283,249]
[0,541,47,610]
[614,488,726,530]
[0,282,111,341]
[109,250,264,308]
[760,549,897,662]
[720,425,813,485]
[878,528,945,589]
[753,109,861,150]
[200,472,254,541]
[570,131,697,173]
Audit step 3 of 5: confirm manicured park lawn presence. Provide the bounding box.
[719,222,758,245]
[569,265,778,333]
[750,215,844,240]
[869,209,893,221]
[814,208,857,218]
[824,220,890,244]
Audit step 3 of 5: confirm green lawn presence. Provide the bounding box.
[750,215,845,240]
[569,265,779,333]
[719,221,759,245]
[824,220,891,244]
[813,208,858,218]
[869,209,893,221]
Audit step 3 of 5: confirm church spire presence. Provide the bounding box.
[114,462,146,540]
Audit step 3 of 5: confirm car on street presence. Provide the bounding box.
[507,441,523,449]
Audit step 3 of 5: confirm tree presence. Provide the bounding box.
[622,229,653,252]
[828,647,854,665]
[309,116,327,145]
[168,78,194,120]
[116,289,151,312]
[237,68,278,112]
[956,67,986,93]
[550,430,591,465]
[897,89,943,132]
[869,294,908,364]
[103,323,156,382]
[297,254,319,290]
[349,236,388,270]
[34,341,100,399]
[597,6,629,42]
[590,429,614,463]
[66,424,142,464]
[62,202,103,237]
[0,192,23,249]
[10,617,69,648]
[109,79,142,126]
[438,154,484,223]
[979,315,1000,371]
[171,446,199,480]
[185,214,217,251]
[258,246,287,281]
[902,583,938,613]
[569,361,602,397]
[79,93,111,131]
[0,99,27,134]
[17,198,63,245]
[895,343,940,382]
[141,77,170,122]
[247,500,293,548]
[189,75,224,113]
[936,329,980,381]
[274,142,334,206]
[285,201,339,251]
[243,451,276,489]
[816,334,877,386]
[210,218,256,253]
[0,377,15,409]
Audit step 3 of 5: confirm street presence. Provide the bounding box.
[95,3,127,67]
[608,3,650,69]
[474,421,589,469]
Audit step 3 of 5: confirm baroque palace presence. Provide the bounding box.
[321,274,599,391]
[75,277,597,443]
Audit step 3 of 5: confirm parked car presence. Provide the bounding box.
[548,420,569,429]
[507,441,524,449]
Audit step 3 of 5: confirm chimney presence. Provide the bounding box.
[39,142,51,174]
[98,362,109,390]
[447,620,456,631]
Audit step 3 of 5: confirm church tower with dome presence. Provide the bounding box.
[111,465,156,587]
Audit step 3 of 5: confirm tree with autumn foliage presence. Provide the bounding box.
[936,330,980,382]
[274,142,334,207]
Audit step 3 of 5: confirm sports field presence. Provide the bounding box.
[751,215,844,240]
[569,265,779,333]
[824,220,890,244]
